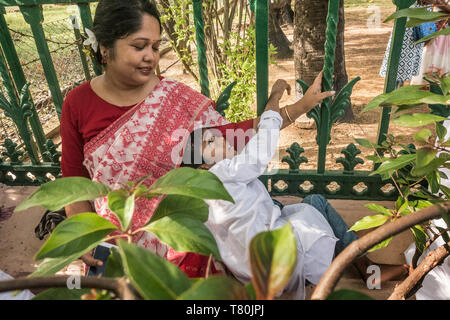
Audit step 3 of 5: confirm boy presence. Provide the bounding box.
[184,80,408,299]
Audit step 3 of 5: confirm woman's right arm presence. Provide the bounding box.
[61,92,102,266]
[65,201,104,267]
[65,201,94,218]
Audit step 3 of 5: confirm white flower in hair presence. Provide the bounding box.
[83,28,98,52]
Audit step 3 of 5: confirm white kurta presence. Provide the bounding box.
[205,110,337,299]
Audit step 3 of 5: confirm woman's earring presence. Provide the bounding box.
[101,54,107,64]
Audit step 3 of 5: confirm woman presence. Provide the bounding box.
[60,0,334,277]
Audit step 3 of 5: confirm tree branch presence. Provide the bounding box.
[0,276,117,294]
[0,276,139,300]
[311,202,450,300]
[388,242,450,300]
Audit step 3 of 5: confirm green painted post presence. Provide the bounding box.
[193,0,210,98]
[255,0,268,116]
[77,2,102,77]
[0,7,47,156]
[20,5,64,118]
[317,0,339,174]
[376,0,415,156]
[71,15,91,81]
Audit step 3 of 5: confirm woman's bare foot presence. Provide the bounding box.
[353,256,409,286]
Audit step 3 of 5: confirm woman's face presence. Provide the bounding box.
[103,13,161,87]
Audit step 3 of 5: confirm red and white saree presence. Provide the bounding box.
[83,78,230,277]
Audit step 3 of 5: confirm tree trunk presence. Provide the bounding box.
[294,0,353,121]
[269,0,293,59]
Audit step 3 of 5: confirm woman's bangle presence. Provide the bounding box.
[284,107,294,123]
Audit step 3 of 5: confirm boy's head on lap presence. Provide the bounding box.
[181,128,236,169]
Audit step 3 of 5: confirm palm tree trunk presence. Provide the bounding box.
[294,0,353,121]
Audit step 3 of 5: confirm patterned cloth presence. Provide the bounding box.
[379,2,427,83]
[83,78,231,277]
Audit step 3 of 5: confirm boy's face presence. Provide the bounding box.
[201,129,236,165]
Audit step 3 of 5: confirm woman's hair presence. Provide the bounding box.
[92,0,161,66]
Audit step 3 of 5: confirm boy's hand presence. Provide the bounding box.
[301,71,335,113]
[266,79,291,113]
[270,79,291,102]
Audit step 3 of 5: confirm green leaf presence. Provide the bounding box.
[249,223,297,300]
[15,177,111,212]
[326,289,374,300]
[412,157,448,177]
[35,213,118,260]
[363,86,448,112]
[393,104,423,114]
[147,167,234,203]
[150,194,209,223]
[30,248,96,277]
[415,26,450,44]
[426,170,441,194]
[371,154,416,176]
[107,190,135,231]
[362,94,389,112]
[436,122,448,142]
[439,75,450,95]
[384,8,448,23]
[368,236,393,252]
[349,214,390,232]
[118,240,191,300]
[364,203,393,216]
[32,288,91,300]
[142,214,221,260]
[365,155,382,163]
[354,138,380,149]
[245,282,257,300]
[414,129,432,143]
[104,247,124,278]
[410,225,427,254]
[416,148,438,169]
[179,276,249,300]
[393,113,447,127]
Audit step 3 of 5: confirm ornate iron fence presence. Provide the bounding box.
[0,0,442,200]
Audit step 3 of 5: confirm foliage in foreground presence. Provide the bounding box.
[353,72,449,298]
[10,167,299,300]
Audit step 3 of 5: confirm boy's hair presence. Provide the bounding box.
[180,130,203,169]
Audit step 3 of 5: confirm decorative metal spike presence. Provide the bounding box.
[42,139,61,164]
[2,138,23,164]
[282,142,308,172]
[215,81,237,116]
[336,143,364,174]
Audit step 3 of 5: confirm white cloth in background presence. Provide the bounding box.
[205,110,337,299]
[403,119,450,300]
[379,2,428,83]
[0,270,34,300]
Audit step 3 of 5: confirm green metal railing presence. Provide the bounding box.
[0,0,99,185]
[0,0,437,201]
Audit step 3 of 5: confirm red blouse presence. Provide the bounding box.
[60,80,254,178]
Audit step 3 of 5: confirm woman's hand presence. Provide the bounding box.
[300,71,335,113]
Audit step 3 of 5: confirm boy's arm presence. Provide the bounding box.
[210,110,283,184]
